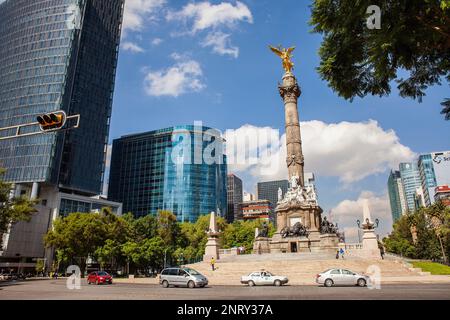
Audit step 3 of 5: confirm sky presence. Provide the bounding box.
[108,0,450,241]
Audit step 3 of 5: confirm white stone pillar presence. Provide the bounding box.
[30,182,39,200]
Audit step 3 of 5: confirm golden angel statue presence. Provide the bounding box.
[269,45,296,73]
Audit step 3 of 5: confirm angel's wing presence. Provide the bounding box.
[287,47,296,54]
[269,45,283,58]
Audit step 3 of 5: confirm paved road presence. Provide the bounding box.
[1,279,449,300]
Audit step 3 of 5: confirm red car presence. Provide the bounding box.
[87,271,113,285]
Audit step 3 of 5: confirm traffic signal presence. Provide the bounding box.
[36,111,67,131]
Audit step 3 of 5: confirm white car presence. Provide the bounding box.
[316,268,369,287]
[241,271,288,287]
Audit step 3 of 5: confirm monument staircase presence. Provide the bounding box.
[186,253,423,286]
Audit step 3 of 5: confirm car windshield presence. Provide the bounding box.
[264,272,273,276]
[183,268,201,276]
[98,272,108,276]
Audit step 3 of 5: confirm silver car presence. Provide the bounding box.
[316,268,369,287]
[241,271,289,287]
[159,267,208,289]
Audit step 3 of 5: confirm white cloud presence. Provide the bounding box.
[166,1,252,58]
[122,0,166,34]
[151,38,163,46]
[301,120,416,183]
[201,32,239,58]
[121,41,145,53]
[167,1,253,33]
[330,191,393,242]
[143,54,205,97]
[226,120,416,184]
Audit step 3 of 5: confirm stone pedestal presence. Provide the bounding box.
[360,229,382,259]
[203,212,221,262]
[253,237,271,254]
[203,236,220,262]
[269,235,312,253]
[319,233,340,253]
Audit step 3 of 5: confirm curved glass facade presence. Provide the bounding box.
[108,126,228,222]
[0,0,124,194]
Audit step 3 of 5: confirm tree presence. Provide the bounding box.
[222,220,275,252]
[0,168,37,248]
[157,210,180,247]
[95,239,123,271]
[384,202,450,260]
[310,0,450,119]
[44,212,109,276]
[35,259,45,274]
[120,237,165,274]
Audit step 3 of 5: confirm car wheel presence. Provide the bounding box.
[324,279,333,287]
[162,280,169,288]
[248,281,255,287]
[357,278,367,287]
[274,280,282,287]
[188,281,195,289]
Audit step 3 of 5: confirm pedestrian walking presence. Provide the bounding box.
[379,245,385,260]
[339,248,345,259]
[210,257,216,271]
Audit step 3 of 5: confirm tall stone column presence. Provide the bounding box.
[279,72,304,187]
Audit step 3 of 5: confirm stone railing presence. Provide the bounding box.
[340,243,363,250]
[219,248,243,256]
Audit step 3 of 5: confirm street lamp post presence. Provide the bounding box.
[164,249,168,269]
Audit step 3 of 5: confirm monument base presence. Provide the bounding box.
[319,233,340,253]
[269,234,312,253]
[203,237,220,262]
[253,237,271,254]
[360,229,382,259]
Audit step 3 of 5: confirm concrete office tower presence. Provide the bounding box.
[108,126,228,223]
[227,174,243,223]
[0,0,124,270]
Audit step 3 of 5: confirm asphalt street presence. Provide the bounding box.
[0,279,449,300]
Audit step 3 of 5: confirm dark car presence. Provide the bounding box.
[87,271,113,285]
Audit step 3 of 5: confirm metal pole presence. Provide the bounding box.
[164,249,167,268]
[437,234,448,264]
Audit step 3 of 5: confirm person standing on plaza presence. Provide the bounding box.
[210,257,216,271]
[339,248,345,259]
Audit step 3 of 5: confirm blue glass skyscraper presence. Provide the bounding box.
[399,162,422,212]
[108,126,228,222]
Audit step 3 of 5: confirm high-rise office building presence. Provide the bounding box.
[388,170,408,222]
[399,162,422,212]
[0,0,124,270]
[227,174,243,223]
[108,126,228,222]
[257,179,289,209]
[0,0,124,194]
[418,151,450,206]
